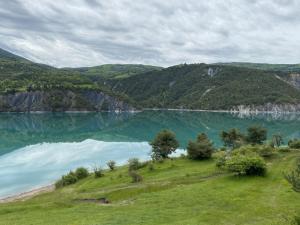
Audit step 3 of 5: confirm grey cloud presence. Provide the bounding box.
[0,0,300,67]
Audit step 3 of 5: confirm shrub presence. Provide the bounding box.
[75,167,89,180]
[129,171,143,183]
[288,139,300,149]
[107,160,116,171]
[246,125,267,145]
[94,167,104,178]
[284,159,300,192]
[150,129,179,160]
[55,171,78,189]
[231,145,275,158]
[225,154,267,176]
[128,158,142,171]
[256,145,275,158]
[214,151,227,168]
[187,133,214,160]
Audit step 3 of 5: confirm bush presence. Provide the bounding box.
[214,151,227,168]
[94,167,104,178]
[55,171,78,189]
[150,129,179,160]
[231,145,275,158]
[187,133,214,160]
[246,125,267,145]
[128,158,142,171]
[288,139,300,149]
[107,160,116,171]
[256,145,275,158]
[225,154,267,176]
[75,167,89,179]
[129,171,143,183]
[285,159,300,192]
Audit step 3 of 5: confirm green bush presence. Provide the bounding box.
[225,154,267,176]
[75,167,89,179]
[285,158,300,192]
[256,145,275,158]
[128,158,142,171]
[94,167,104,178]
[187,133,214,160]
[231,145,275,158]
[129,171,143,183]
[150,129,179,160]
[214,151,227,168]
[288,139,300,149]
[55,171,78,189]
[107,160,116,171]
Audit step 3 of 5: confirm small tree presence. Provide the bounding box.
[107,160,116,171]
[285,159,300,192]
[93,167,104,178]
[246,125,267,145]
[187,133,214,160]
[220,128,244,149]
[150,129,179,160]
[272,134,283,148]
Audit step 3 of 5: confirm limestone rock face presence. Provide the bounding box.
[0,90,134,112]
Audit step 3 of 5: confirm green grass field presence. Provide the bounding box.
[0,151,299,225]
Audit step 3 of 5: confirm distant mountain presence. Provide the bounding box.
[0,48,29,62]
[1,48,300,112]
[217,62,300,73]
[68,64,162,79]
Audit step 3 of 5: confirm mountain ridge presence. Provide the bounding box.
[1,48,300,112]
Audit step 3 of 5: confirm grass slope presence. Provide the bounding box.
[0,151,299,225]
[111,64,300,109]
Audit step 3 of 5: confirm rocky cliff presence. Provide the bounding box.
[230,103,300,113]
[0,90,134,112]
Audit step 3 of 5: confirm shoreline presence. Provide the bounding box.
[0,108,299,114]
[0,184,55,204]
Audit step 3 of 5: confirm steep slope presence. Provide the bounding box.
[110,64,300,111]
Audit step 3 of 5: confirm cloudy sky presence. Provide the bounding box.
[0,0,299,68]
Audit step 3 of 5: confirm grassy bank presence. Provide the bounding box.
[0,150,299,225]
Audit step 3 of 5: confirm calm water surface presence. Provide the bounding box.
[0,111,300,198]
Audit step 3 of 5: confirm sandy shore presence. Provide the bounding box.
[0,184,55,204]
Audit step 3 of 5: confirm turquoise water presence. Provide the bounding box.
[0,111,300,198]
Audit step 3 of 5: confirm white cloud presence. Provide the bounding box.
[0,0,300,67]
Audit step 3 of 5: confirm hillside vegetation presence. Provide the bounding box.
[218,62,300,73]
[0,150,299,225]
[69,64,162,79]
[1,47,300,111]
[110,64,300,110]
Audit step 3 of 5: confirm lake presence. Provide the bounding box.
[0,110,300,198]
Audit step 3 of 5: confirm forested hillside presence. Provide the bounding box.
[109,64,300,110]
[1,47,300,111]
